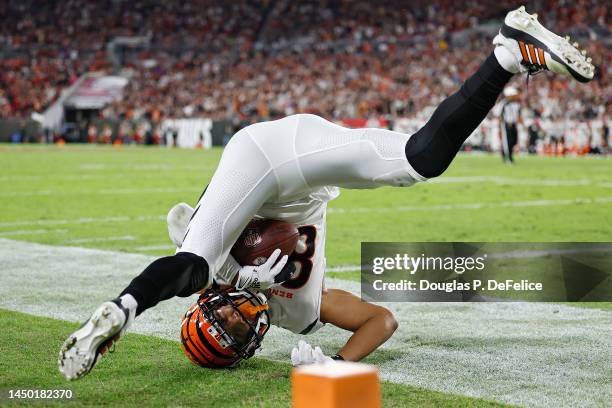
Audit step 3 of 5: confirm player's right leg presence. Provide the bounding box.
[403,5,594,179]
[287,7,594,193]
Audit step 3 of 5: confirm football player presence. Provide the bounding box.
[59,6,595,379]
[168,203,399,368]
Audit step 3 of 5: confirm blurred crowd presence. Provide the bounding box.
[260,0,606,50]
[0,0,609,151]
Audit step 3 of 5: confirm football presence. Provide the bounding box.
[231,218,299,266]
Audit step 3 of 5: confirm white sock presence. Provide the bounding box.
[119,294,138,314]
[494,46,520,74]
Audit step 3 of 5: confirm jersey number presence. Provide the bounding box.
[282,225,316,289]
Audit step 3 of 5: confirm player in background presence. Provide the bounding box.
[59,6,595,380]
[498,87,523,163]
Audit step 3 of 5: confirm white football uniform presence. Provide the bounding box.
[178,113,425,333]
[258,186,338,334]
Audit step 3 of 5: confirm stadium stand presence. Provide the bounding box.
[0,0,609,153]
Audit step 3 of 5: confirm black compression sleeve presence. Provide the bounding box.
[120,252,209,316]
[405,52,513,178]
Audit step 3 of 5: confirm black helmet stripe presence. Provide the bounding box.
[183,328,217,365]
[182,339,208,367]
[181,321,216,366]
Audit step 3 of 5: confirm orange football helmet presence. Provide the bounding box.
[180,287,269,368]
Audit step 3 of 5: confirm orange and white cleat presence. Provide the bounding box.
[493,6,595,82]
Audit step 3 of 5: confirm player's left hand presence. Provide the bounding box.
[291,340,332,366]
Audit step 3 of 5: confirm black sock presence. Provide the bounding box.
[120,252,209,316]
[405,52,513,178]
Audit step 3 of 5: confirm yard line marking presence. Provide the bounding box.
[3,174,606,187]
[0,187,200,197]
[327,265,363,272]
[2,196,611,228]
[327,197,612,214]
[0,238,610,408]
[488,246,612,259]
[132,244,176,251]
[0,215,165,228]
[1,174,608,187]
[0,229,68,236]
[78,163,213,171]
[0,175,107,181]
[0,174,206,182]
[98,187,199,194]
[0,191,54,197]
[431,176,596,186]
[63,235,136,244]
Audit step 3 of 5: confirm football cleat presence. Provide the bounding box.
[493,6,595,82]
[58,300,134,380]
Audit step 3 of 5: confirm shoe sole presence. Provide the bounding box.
[57,302,124,380]
[501,8,593,82]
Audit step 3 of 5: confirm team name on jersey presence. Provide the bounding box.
[270,288,294,299]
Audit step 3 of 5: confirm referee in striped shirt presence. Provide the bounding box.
[499,87,522,164]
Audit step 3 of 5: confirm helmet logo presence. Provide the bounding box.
[243,228,262,247]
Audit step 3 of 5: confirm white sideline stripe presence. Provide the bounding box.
[63,235,136,244]
[2,196,611,229]
[0,239,610,407]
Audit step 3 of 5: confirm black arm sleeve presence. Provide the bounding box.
[120,252,209,316]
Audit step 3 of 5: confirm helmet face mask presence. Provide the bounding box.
[198,289,269,359]
[180,287,269,368]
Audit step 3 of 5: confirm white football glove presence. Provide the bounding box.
[235,248,290,290]
[167,202,194,247]
[291,340,332,366]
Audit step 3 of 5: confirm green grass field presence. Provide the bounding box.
[1,144,611,407]
[0,309,506,407]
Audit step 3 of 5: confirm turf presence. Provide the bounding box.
[0,309,506,407]
[1,144,610,406]
[1,145,611,265]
